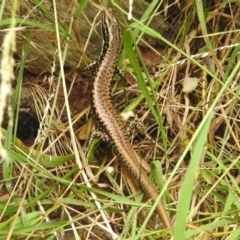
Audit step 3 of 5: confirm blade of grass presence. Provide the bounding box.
[74,0,89,18]
[33,0,69,36]
[123,30,167,154]
[1,0,19,194]
[171,58,240,238]
[225,45,240,78]
[0,19,56,33]
[123,31,155,116]
[11,7,40,147]
[195,0,212,51]
[0,0,7,21]
[123,14,170,237]
[174,110,213,239]
[185,217,239,238]
[228,227,240,240]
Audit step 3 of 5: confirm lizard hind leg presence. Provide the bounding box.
[86,129,112,153]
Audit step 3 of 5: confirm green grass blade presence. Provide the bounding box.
[33,0,69,36]
[174,110,213,239]
[123,30,167,155]
[0,0,7,21]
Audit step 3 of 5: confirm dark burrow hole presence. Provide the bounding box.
[16,112,39,145]
[2,112,40,146]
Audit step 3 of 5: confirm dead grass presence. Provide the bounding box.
[0,0,240,239]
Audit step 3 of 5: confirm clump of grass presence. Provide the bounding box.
[0,0,240,239]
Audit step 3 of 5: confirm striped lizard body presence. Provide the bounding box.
[89,8,171,229]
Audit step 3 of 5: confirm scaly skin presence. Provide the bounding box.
[91,8,171,229]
